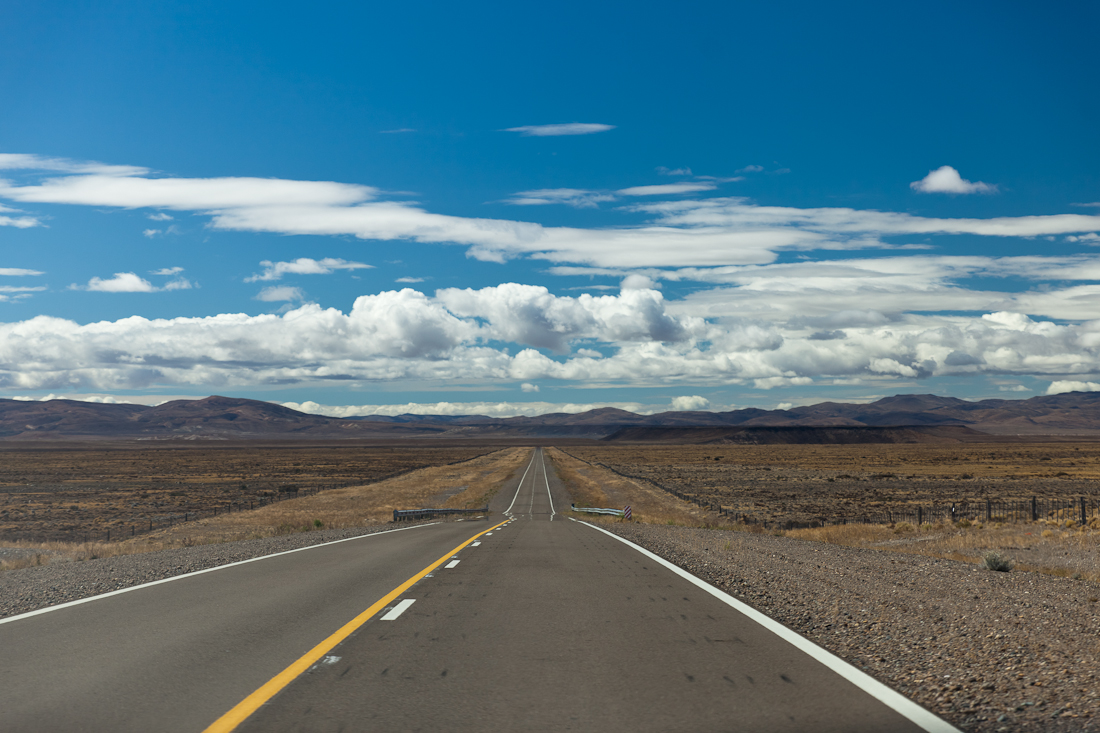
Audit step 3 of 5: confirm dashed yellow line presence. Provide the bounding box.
[202,518,509,733]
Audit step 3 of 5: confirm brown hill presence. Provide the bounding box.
[4,391,1100,440]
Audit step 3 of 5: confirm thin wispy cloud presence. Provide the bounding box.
[245,257,373,282]
[503,123,615,137]
[656,167,692,176]
[380,128,417,134]
[0,267,44,276]
[910,165,997,194]
[395,276,425,283]
[617,182,718,196]
[503,188,617,208]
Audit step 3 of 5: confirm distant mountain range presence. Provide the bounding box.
[2,391,1100,441]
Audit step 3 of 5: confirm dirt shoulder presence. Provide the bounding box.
[605,522,1100,733]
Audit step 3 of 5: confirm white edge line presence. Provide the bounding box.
[504,449,537,516]
[577,521,961,733]
[380,598,416,621]
[0,522,443,627]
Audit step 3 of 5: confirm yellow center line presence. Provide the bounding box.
[202,518,510,733]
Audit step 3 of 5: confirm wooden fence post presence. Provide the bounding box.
[1081,496,1087,526]
[1031,496,1037,522]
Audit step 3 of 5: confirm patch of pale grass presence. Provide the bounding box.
[547,448,716,527]
[785,521,1100,582]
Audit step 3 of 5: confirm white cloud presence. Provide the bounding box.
[284,400,653,418]
[151,267,184,276]
[3,156,1099,271]
[83,272,158,293]
[656,167,692,176]
[736,165,764,173]
[245,257,373,282]
[5,282,1100,393]
[1047,380,1100,395]
[163,278,193,291]
[0,153,148,176]
[503,123,615,137]
[620,274,659,290]
[503,188,616,208]
[776,402,793,409]
[147,213,173,221]
[521,382,540,393]
[396,277,425,283]
[143,229,161,238]
[256,285,306,302]
[670,395,709,411]
[380,128,417,134]
[0,268,44,276]
[617,182,718,196]
[998,384,1030,392]
[1067,233,1100,244]
[910,165,997,194]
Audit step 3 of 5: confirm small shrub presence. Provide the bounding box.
[313,519,324,529]
[955,518,971,529]
[1042,529,1056,538]
[980,552,1013,572]
[893,522,915,534]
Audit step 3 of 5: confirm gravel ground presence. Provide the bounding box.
[0,521,437,620]
[607,522,1100,733]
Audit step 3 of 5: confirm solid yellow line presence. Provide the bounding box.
[202,518,510,733]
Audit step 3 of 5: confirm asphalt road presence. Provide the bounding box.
[0,448,955,732]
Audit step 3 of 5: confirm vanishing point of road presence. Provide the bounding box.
[0,448,958,732]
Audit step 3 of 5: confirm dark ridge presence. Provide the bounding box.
[601,425,991,445]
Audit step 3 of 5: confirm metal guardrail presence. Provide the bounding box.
[393,507,489,522]
[570,504,632,519]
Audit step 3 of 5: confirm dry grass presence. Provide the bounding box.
[785,519,1100,582]
[549,448,718,527]
[0,447,530,571]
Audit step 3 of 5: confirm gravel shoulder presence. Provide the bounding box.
[606,522,1100,733]
[0,521,438,620]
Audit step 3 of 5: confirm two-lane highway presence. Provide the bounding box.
[0,448,957,732]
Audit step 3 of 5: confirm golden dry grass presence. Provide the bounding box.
[548,448,717,526]
[785,519,1100,582]
[0,447,530,571]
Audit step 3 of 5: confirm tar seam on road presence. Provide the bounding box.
[504,448,538,516]
[201,518,510,733]
[0,522,443,627]
[576,520,962,733]
[541,449,556,520]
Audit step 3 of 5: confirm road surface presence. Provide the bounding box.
[0,448,955,732]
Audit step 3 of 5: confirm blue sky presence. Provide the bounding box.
[1,1,1099,416]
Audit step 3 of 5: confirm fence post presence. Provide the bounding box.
[1030,496,1037,521]
[1081,497,1087,526]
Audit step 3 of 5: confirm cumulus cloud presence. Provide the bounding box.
[256,285,306,302]
[670,395,709,411]
[521,382,540,393]
[1067,233,1100,244]
[4,284,1100,393]
[1046,380,1100,395]
[910,166,997,194]
[503,123,615,137]
[245,257,373,282]
[82,272,158,293]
